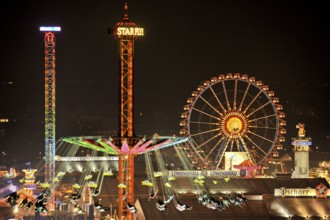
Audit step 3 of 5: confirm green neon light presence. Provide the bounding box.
[96,138,118,155]
[61,137,118,155]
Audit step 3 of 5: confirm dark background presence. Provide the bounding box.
[0,0,329,159]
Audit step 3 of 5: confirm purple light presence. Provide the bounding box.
[39,26,61,32]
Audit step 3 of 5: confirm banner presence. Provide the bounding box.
[166,170,243,178]
[275,184,328,198]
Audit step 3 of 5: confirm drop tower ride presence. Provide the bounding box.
[40,26,61,211]
[113,3,144,219]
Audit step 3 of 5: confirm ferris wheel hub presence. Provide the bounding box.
[222,112,247,138]
[225,116,243,133]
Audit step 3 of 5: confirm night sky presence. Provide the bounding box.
[0,1,329,158]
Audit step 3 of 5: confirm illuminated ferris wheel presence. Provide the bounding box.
[180,73,286,169]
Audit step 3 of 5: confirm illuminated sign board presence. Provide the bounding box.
[293,145,310,151]
[291,141,312,146]
[167,170,241,178]
[39,26,61,32]
[116,27,144,36]
[275,185,328,198]
[275,188,316,197]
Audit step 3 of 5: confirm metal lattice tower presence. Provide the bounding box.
[113,3,144,219]
[40,26,61,211]
[60,5,184,217]
[116,3,139,138]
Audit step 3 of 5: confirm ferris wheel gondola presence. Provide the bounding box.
[180,73,285,169]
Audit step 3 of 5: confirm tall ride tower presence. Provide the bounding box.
[40,26,61,210]
[292,123,312,178]
[113,3,144,219]
[114,3,143,138]
[61,3,185,218]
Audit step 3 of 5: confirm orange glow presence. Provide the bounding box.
[116,27,144,36]
[225,116,244,134]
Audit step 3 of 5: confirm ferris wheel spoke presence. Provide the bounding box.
[209,86,227,113]
[248,113,277,122]
[222,81,231,111]
[195,132,222,150]
[238,135,258,164]
[238,135,255,162]
[190,127,220,137]
[253,152,264,161]
[248,125,277,129]
[205,136,225,160]
[247,130,276,144]
[242,90,263,114]
[237,134,248,152]
[246,100,272,118]
[199,95,223,116]
[233,79,238,110]
[243,134,267,158]
[215,138,230,169]
[235,139,240,149]
[229,139,234,151]
[192,107,221,121]
[238,83,251,112]
[190,121,220,126]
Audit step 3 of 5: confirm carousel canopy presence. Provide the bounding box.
[233,159,261,170]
